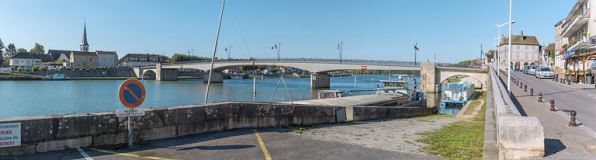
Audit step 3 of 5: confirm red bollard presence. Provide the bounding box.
[570,110,577,127]
[530,88,534,96]
[550,99,555,111]
[538,93,542,102]
[520,82,523,88]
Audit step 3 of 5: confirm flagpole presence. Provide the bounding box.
[205,0,225,103]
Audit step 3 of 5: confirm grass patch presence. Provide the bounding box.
[290,127,310,134]
[463,91,486,115]
[416,91,486,160]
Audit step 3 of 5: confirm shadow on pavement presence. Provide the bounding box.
[496,73,527,116]
[544,138,566,157]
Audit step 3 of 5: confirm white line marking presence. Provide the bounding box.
[77,147,93,160]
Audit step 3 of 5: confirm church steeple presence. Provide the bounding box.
[80,19,89,52]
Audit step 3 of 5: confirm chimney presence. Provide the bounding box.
[521,30,524,41]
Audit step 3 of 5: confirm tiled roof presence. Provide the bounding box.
[485,50,496,58]
[96,51,117,55]
[48,49,75,60]
[500,35,540,46]
[10,53,54,62]
[33,54,54,62]
[72,51,98,56]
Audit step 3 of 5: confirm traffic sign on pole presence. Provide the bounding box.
[119,79,146,108]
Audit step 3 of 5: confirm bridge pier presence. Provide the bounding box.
[311,72,330,89]
[203,72,224,83]
[420,62,437,93]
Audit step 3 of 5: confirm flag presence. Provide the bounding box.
[225,47,227,51]
[414,45,419,51]
[271,46,274,49]
[337,44,340,49]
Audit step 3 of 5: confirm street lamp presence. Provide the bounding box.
[507,0,513,96]
[496,20,515,76]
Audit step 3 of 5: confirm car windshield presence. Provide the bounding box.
[531,66,536,69]
[540,68,551,71]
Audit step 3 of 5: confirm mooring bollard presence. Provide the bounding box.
[550,99,555,111]
[568,78,571,85]
[530,88,534,96]
[561,110,578,127]
[538,93,542,102]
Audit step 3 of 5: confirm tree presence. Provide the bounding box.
[4,43,16,58]
[161,55,171,63]
[29,43,44,54]
[0,39,4,65]
[16,48,27,54]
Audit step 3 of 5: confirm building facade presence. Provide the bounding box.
[498,31,541,70]
[96,51,118,67]
[9,53,54,70]
[70,51,98,68]
[557,0,596,72]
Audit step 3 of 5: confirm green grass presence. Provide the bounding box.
[463,91,486,116]
[416,92,486,160]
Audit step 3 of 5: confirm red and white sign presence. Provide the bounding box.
[361,65,367,70]
[180,65,184,69]
[0,122,21,148]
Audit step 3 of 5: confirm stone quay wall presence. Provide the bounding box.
[0,102,437,155]
[24,67,136,77]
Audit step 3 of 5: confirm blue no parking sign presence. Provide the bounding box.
[119,79,146,108]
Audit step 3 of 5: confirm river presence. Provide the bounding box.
[0,74,456,118]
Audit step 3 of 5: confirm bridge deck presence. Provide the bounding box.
[291,94,404,106]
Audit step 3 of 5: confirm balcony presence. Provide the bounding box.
[568,36,590,51]
[562,17,589,38]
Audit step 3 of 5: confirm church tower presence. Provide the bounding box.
[80,21,89,52]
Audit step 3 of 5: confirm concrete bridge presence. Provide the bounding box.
[132,59,486,90]
[420,62,489,93]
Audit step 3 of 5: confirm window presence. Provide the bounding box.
[90,58,92,61]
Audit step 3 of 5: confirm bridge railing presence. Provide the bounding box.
[167,58,459,66]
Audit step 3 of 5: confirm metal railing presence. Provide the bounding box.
[168,58,441,66]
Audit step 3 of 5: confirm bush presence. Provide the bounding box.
[31,66,38,72]
[41,67,48,71]
[24,67,30,71]
[16,67,22,72]
[79,68,84,71]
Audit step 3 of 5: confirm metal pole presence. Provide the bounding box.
[253,77,256,94]
[205,0,225,103]
[498,27,501,75]
[507,0,512,96]
[354,76,357,87]
[128,108,133,147]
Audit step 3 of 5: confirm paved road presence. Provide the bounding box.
[508,71,596,131]
[14,127,441,160]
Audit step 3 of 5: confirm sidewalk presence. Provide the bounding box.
[553,73,595,89]
[500,74,596,159]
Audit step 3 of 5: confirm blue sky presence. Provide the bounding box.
[0,0,575,63]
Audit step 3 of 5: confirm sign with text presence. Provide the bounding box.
[361,65,367,70]
[0,122,21,148]
[116,108,145,117]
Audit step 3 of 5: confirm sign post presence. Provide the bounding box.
[118,79,146,147]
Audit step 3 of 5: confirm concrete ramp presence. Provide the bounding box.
[291,94,406,106]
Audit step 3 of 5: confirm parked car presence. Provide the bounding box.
[535,67,554,79]
[528,65,537,75]
[523,66,530,74]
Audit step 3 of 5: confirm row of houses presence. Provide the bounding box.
[8,22,164,70]
[553,0,596,73]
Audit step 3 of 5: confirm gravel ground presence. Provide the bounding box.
[286,115,462,155]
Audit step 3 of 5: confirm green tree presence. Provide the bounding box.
[16,48,27,54]
[4,43,16,59]
[0,38,4,65]
[161,55,171,62]
[29,43,44,54]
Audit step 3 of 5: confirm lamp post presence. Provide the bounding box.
[339,41,344,63]
[497,20,515,76]
[507,0,513,96]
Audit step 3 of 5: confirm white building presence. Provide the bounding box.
[497,31,540,70]
[557,0,596,72]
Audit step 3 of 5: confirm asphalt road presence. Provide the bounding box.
[12,128,441,160]
[507,71,596,131]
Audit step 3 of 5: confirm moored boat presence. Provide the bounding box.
[43,74,69,80]
[441,81,475,106]
[376,79,426,106]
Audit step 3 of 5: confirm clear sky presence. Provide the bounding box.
[0,0,575,63]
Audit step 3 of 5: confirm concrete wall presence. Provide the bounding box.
[159,69,177,81]
[27,68,135,77]
[203,72,223,83]
[420,62,437,92]
[489,67,544,159]
[0,102,437,155]
[310,73,330,89]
